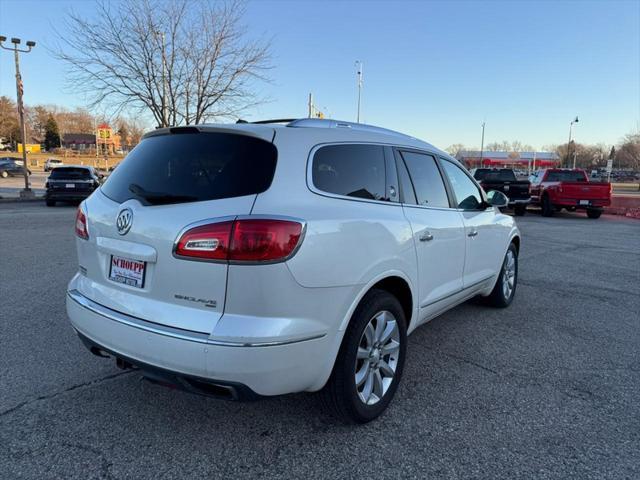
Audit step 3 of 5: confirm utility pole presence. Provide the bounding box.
[355,61,363,123]
[567,116,578,168]
[308,93,313,118]
[532,151,537,174]
[0,36,36,198]
[154,30,168,127]
[94,117,98,159]
[479,121,485,168]
[161,32,167,127]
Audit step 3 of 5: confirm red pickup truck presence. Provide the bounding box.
[529,169,611,219]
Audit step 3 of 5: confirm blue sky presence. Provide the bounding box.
[0,0,638,150]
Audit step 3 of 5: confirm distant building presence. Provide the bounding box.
[62,125,122,154]
[456,151,560,170]
[62,133,96,151]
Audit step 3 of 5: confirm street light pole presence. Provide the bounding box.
[161,31,167,127]
[567,116,578,168]
[0,36,36,197]
[479,122,485,168]
[154,30,168,127]
[355,61,363,123]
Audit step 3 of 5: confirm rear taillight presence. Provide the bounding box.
[75,207,89,240]
[174,218,304,263]
[175,220,234,261]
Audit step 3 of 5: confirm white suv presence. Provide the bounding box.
[66,119,520,423]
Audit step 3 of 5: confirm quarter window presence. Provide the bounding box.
[441,160,484,210]
[312,144,386,201]
[399,151,450,208]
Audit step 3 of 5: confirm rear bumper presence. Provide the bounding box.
[508,198,531,206]
[46,189,94,201]
[66,288,334,397]
[552,197,611,208]
[75,330,261,401]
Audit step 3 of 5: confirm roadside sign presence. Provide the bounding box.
[606,159,613,173]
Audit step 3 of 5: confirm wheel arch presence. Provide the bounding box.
[338,272,416,333]
[312,272,415,392]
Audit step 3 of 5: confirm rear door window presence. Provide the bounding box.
[101,132,277,205]
[398,151,450,208]
[312,144,386,201]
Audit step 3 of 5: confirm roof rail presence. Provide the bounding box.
[287,118,413,139]
[236,118,298,125]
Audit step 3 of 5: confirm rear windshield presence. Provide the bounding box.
[474,169,516,182]
[546,171,587,182]
[50,168,92,179]
[101,132,277,205]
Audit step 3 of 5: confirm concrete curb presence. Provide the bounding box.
[0,196,44,203]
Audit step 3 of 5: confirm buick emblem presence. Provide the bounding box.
[116,208,133,235]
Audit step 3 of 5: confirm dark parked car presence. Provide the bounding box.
[0,158,31,178]
[45,166,103,206]
[470,168,531,216]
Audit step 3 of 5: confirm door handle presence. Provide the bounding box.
[419,231,434,242]
[468,230,478,237]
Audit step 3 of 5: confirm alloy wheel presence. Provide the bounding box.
[354,310,400,405]
[502,249,516,299]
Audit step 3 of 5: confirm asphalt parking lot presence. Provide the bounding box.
[1,203,638,479]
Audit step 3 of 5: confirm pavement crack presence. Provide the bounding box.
[0,370,135,418]
[441,352,499,375]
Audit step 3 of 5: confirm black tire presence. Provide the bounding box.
[514,204,526,216]
[484,243,518,308]
[45,199,55,207]
[320,289,407,424]
[587,208,602,219]
[541,194,554,217]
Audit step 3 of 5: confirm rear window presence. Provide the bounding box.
[50,168,92,179]
[546,171,587,182]
[475,169,516,182]
[101,132,277,205]
[312,144,386,200]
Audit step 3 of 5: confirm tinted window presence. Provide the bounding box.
[545,170,587,182]
[441,160,484,210]
[312,144,386,201]
[101,132,277,205]
[396,155,417,204]
[50,168,92,179]
[399,152,450,208]
[475,169,517,182]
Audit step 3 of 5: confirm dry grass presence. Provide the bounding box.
[8,151,125,171]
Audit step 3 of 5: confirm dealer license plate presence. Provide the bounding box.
[579,200,589,206]
[66,183,75,188]
[109,255,146,288]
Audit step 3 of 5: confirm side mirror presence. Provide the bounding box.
[486,190,509,208]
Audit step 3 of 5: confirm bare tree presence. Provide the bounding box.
[616,132,640,170]
[53,0,271,127]
[445,143,466,156]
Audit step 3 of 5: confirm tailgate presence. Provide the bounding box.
[481,181,530,199]
[560,182,611,199]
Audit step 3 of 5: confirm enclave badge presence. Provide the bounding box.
[116,208,133,235]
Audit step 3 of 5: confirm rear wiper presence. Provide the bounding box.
[128,183,198,205]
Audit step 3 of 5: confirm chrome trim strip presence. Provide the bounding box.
[419,275,495,309]
[68,289,211,344]
[67,289,325,347]
[206,334,326,348]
